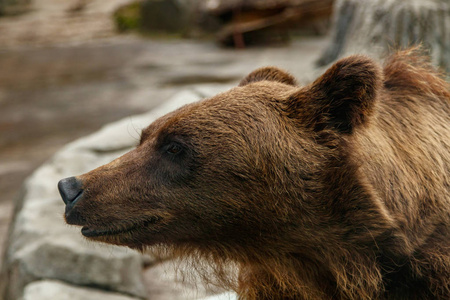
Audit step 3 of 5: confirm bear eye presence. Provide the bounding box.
[165,143,183,155]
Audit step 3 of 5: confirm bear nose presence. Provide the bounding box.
[58,176,83,206]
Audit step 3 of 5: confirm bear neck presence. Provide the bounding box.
[233,137,409,299]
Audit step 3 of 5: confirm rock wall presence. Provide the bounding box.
[318,0,450,72]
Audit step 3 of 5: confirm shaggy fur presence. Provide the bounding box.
[60,48,449,299]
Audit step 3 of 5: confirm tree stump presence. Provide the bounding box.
[317,0,450,73]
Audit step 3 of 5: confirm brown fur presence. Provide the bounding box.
[60,48,450,299]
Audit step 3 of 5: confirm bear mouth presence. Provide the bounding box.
[81,216,161,238]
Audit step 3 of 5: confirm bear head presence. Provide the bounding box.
[58,55,389,257]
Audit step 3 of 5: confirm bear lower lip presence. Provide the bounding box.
[81,226,105,237]
[81,217,161,237]
[81,226,130,237]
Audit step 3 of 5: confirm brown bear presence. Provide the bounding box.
[58,48,450,300]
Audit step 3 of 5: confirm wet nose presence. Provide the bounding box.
[58,176,83,207]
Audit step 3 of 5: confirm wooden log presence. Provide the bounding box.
[210,0,334,47]
[317,0,450,73]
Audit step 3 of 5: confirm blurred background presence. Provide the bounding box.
[0,0,448,299]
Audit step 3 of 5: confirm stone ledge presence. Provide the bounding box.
[20,280,142,300]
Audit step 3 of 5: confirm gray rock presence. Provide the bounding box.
[21,280,142,300]
[7,236,146,299]
[317,0,450,72]
[200,292,238,300]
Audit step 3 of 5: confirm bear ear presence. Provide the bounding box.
[286,55,383,134]
[239,66,297,86]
